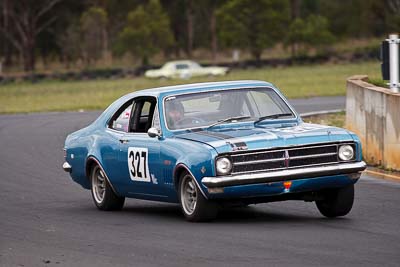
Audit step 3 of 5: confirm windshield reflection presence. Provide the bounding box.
[164,88,294,130]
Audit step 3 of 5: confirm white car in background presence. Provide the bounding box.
[144,60,229,79]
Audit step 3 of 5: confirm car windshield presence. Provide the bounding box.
[164,88,294,130]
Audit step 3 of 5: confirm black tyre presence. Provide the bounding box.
[316,184,354,218]
[178,172,218,222]
[91,165,125,211]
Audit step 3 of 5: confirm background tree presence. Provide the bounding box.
[185,0,194,57]
[116,0,173,66]
[289,0,301,57]
[0,0,12,68]
[285,15,335,57]
[194,0,227,62]
[385,0,400,32]
[80,6,108,66]
[161,0,185,58]
[58,22,82,68]
[0,0,62,72]
[0,0,398,73]
[217,0,290,61]
[104,0,143,55]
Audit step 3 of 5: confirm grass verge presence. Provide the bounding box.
[0,61,380,114]
[303,111,345,128]
[367,77,387,88]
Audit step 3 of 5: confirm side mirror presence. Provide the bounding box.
[147,127,162,138]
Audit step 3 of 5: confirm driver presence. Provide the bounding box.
[166,100,184,129]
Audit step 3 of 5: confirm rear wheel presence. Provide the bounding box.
[179,172,218,222]
[316,184,354,218]
[91,165,125,211]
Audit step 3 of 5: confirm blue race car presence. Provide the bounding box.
[63,80,366,221]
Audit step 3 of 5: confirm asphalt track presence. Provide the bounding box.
[290,96,345,114]
[1,96,400,267]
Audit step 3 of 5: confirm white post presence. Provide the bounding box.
[388,34,400,93]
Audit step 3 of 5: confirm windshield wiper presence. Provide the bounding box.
[254,113,293,124]
[207,115,251,129]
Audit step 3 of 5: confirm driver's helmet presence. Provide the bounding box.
[166,100,184,129]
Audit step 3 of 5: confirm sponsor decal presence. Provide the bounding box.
[271,124,329,133]
[195,131,248,151]
[128,147,151,182]
[201,166,206,174]
[150,174,158,184]
[226,141,248,151]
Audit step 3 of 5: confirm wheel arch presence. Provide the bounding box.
[85,156,121,197]
[173,163,208,199]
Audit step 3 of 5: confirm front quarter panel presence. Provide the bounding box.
[160,137,217,201]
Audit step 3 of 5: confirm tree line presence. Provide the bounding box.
[0,0,399,72]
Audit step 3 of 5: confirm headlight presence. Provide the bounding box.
[216,157,232,175]
[338,145,354,161]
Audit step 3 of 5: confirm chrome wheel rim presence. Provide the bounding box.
[92,167,106,204]
[181,175,197,215]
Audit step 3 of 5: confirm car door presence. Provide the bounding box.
[189,61,203,77]
[118,97,166,200]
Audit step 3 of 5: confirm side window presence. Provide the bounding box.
[130,98,157,133]
[110,102,133,132]
[152,104,160,128]
[141,102,151,116]
[176,64,189,70]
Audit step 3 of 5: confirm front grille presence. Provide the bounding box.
[228,142,355,174]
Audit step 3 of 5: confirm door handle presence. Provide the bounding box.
[119,139,129,144]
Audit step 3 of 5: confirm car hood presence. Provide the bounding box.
[175,123,353,154]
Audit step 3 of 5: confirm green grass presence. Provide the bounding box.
[0,61,381,114]
[368,77,387,88]
[303,111,346,128]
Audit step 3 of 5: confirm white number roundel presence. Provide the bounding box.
[128,147,150,182]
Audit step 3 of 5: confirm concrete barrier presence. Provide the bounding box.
[346,75,400,170]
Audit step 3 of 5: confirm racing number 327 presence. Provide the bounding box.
[128,147,150,182]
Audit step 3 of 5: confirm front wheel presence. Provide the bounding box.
[91,165,125,211]
[179,172,218,222]
[316,184,354,218]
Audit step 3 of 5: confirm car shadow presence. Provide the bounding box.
[215,206,321,223]
[63,198,350,224]
[121,204,183,221]
[119,203,349,224]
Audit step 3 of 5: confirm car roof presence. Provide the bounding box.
[96,80,279,127]
[164,60,196,65]
[127,80,275,99]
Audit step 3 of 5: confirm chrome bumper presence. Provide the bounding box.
[202,161,366,188]
[62,162,72,173]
